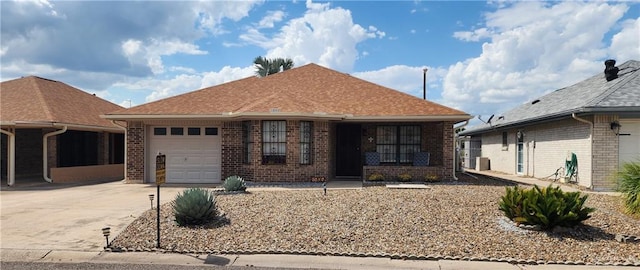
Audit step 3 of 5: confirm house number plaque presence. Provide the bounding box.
[156,153,166,185]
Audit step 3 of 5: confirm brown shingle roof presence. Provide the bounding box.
[107,64,470,121]
[1,76,123,129]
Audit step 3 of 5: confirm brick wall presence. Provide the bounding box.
[230,120,330,182]
[592,114,619,191]
[15,128,43,177]
[480,117,593,188]
[126,121,145,183]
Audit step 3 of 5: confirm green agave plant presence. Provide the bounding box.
[223,175,247,192]
[499,184,595,230]
[172,188,218,226]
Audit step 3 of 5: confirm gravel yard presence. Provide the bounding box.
[110,177,640,265]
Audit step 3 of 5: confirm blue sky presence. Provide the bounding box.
[1,0,638,119]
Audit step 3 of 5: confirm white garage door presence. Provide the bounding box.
[619,120,640,167]
[148,126,221,184]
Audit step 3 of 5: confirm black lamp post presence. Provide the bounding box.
[423,68,428,100]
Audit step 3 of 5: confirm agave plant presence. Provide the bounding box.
[223,175,247,192]
[172,188,218,226]
[499,185,595,230]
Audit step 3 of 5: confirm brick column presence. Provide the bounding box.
[126,121,144,183]
[442,121,455,180]
[592,114,619,191]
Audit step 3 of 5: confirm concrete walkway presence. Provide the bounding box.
[0,178,631,269]
[463,169,622,195]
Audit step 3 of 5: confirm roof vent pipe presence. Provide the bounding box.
[604,59,619,81]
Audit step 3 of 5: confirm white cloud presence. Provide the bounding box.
[258,10,286,28]
[609,17,640,62]
[442,1,630,116]
[353,65,446,98]
[240,0,384,72]
[120,39,207,74]
[453,28,492,42]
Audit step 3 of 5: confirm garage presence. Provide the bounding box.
[619,120,640,167]
[148,126,221,184]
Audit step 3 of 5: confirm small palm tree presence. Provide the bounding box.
[253,56,294,77]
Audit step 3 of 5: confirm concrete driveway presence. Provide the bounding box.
[1,181,186,251]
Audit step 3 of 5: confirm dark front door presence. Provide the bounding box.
[335,124,362,177]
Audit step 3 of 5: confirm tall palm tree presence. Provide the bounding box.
[253,56,294,77]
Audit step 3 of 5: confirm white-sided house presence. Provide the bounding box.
[460,59,640,191]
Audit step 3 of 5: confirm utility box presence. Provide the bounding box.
[476,157,490,171]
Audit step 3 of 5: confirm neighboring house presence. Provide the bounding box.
[460,59,640,191]
[0,76,125,186]
[104,63,471,184]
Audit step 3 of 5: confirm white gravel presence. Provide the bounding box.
[110,178,640,265]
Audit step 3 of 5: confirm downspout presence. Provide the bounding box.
[111,120,128,182]
[453,120,470,180]
[0,128,16,186]
[571,113,593,189]
[43,126,68,182]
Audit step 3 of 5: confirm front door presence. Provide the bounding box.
[335,124,362,177]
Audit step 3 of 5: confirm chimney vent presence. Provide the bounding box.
[604,59,619,81]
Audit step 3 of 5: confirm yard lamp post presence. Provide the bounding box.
[149,194,154,209]
[102,227,111,247]
[423,68,428,100]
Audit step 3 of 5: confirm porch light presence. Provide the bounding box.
[149,194,154,209]
[102,227,111,247]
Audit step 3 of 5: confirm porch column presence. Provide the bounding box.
[1,128,15,186]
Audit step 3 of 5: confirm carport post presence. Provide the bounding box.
[0,128,15,186]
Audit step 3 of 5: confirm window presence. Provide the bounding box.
[170,127,183,135]
[205,127,218,135]
[300,121,313,165]
[153,127,167,135]
[188,127,201,135]
[502,131,508,150]
[376,125,421,164]
[242,121,253,164]
[262,121,286,164]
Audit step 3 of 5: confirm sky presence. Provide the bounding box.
[1,0,639,120]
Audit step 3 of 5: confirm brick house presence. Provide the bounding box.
[0,76,125,186]
[460,59,640,191]
[104,64,471,184]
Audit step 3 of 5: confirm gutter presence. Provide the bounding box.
[102,113,473,122]
[571,113,593,189]
[111,120,128,182]
[0,128,15,186]
[43,126,68,183]
[452,120,470,181]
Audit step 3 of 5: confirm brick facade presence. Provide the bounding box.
[124,119,455,184]
[476,115,628,191]
[592,115,619,191]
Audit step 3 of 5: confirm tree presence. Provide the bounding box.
[253,56,294,77]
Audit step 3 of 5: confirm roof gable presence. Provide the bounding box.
[463,60,640,134]
[0,76,124,129]
[107,63,469,121]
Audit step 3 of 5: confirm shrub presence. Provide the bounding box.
[172,188,218,226]
[425,174,440,182]
[498,185,595,230]
[617,161,640,216]
[367,172,384,181]
[397,173,412,182]
[223,175,247,192]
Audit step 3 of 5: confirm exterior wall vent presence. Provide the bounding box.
[604,59,619,81]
